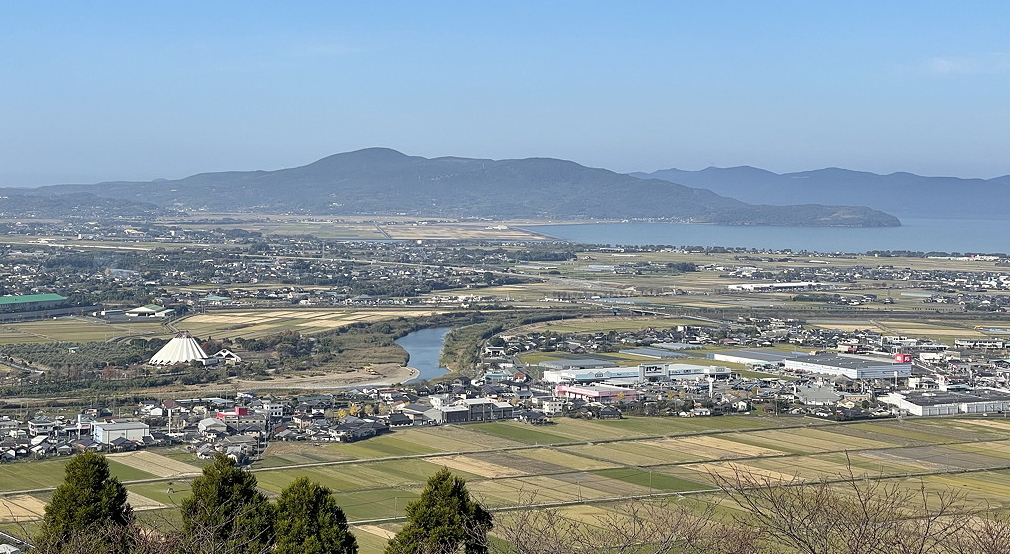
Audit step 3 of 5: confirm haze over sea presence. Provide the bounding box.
[528,217,1006,254]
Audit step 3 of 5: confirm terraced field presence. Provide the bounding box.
[6,415,1010,552]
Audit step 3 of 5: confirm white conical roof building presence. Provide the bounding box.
[149,331,209,365]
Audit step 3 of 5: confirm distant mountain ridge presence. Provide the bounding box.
[0,192,179,219]
[631,166,1010,219]
[8,148,900,226]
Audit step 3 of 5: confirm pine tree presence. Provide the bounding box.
[180,454,275,554]
[385,468,492,554]
[34,451,134,553]
[275,477,358,554]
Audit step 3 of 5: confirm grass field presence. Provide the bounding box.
[0,318,168,345]
[0,457,159,492]
[8,415,1010,553]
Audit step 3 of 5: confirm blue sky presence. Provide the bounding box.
[2,1,1009,185]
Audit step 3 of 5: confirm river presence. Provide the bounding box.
[395,327,451,383]
[526,217,1010,254]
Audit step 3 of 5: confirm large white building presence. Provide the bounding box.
[149,331,210,365]
[542,367,638,384]
[710,350,795,366]
[555,384,645,402]
[782,353,911,380]
[727,282,825,292]
[638,363,732,381]
[93,421,150,444]
[881,389,1010,416]
[542,363,731,384]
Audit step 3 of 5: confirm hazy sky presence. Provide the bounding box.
[2,2,1009,186]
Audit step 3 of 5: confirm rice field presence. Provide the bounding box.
[8,415,1010,552]
[0,308,444,347]
[177,308,441,339]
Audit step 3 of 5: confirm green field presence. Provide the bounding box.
[591,467,707,492]
[0,318,169,345]
[0,457,155,491]
[8,415,1010,553]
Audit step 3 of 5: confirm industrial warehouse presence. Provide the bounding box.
[782,352,913,380]
[880,389,1010,416]
[542,363,732,384]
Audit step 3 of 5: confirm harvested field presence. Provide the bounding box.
[686,461,796,485]
[0,494,46,523]
[661,435,784,458]
[946,440,1010,462]
[465,451,567,475]
[126,491,167,511]
[556,471,653,497]
[355,525,396,540]
[15,416,1007,554]
[845,421,974,445]
[560,442,696,466]
[841,450,939,474]
[957,419,1010,433]
[514,448,619,471]
[734,428,892,453]
[403,426,527,451]
[430,455,527,478]
[297,321,347,328]
[174,308,442,340]
[107,451,201,478]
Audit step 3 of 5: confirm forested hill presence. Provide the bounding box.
[21,148,900,227]
[632,166,1010,219]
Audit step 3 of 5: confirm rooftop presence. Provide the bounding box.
[896,389,1010,406]
[716,350,795,362]
[0,293,68,305]
[788,353,900,369]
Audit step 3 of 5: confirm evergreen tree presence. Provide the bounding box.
[385,468,492,554]
[180,454,275,554]
[275,477,357,554]
[34,451,134,553]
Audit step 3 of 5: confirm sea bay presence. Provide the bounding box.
[526,217,1009,254]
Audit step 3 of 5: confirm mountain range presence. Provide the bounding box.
[4,148,899,227]
[632,166,1010,220]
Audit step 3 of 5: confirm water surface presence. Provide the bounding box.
[525,218,1010,254]
[395,327,451,383]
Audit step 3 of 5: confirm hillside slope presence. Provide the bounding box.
[632,166,1010,219]
[24,148,900,226]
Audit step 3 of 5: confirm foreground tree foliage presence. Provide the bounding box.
[385,467,492,554]
[179,454,275,554]
[275,477,358,554]
[33,451,134,554]
[489,493,757,554]
[712,464,985,554]
[488,465,1010,554]
[30,457,1010,554]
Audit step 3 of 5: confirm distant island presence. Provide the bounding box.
[4,148,900,227]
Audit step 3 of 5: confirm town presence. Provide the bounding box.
[6,227,1010,552]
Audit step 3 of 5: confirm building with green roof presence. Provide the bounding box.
[0,293,70,313]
